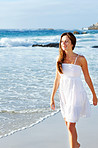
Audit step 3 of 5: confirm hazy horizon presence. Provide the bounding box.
[0,0,98,30]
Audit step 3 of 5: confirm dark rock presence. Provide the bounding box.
[73,31,80,34]
[32,43,59,48]
[46,43,59,47]
[92,46,98,48]
[73,31,87,34]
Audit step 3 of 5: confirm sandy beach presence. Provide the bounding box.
[0,106,98,148]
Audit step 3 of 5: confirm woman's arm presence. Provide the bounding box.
[80,56,97,106]
[50,63,61,110]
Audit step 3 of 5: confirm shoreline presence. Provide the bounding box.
[0,106,98,148]
[0,109,60,139]
[0,111,69,148]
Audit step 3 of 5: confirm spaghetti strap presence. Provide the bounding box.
[74,55,79,64]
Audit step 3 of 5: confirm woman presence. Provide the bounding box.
[50,32,97,148]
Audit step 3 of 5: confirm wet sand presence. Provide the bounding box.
[0,106,98,148]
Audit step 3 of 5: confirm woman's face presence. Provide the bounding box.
[61,35,73,51]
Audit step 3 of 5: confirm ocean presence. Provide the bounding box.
[0,29,98,138]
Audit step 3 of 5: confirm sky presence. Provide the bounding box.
[0,0,98,29]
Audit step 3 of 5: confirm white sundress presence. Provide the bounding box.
[59,55,91,123]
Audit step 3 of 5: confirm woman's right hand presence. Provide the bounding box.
[50,99,55,110]
[93,94,98,106]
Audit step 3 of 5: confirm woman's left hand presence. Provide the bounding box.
[93,94,98,106]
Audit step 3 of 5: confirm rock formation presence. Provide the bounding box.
[88,23,98,30]
[92,46,98,48]
[32,43,59,48]
[73,31,87,34]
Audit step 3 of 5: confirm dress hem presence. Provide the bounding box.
[62,113,91,123]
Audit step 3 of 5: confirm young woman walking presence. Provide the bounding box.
[50,32,97,148]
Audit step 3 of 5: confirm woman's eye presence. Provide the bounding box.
[61,41,68,43]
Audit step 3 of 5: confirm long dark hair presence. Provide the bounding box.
[57,32,76,74]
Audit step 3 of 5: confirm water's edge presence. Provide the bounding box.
[0,109,60,139]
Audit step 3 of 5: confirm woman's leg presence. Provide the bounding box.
[67,122,77,148]
[64,119,80,148]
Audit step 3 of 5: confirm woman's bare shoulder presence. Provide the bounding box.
[78,55,87,61]
[78,55,87,67]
